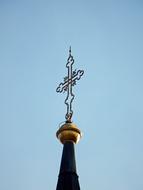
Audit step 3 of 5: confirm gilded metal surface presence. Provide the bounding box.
[56,122,82,144]
[56,47,84,122]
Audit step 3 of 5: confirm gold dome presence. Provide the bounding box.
[56,122,82,144]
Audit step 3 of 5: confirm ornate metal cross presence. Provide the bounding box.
[56,47,84,122]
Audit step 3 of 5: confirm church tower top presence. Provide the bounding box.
[56,48,84,190]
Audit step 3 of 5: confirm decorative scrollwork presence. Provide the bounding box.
[56,47,84,122]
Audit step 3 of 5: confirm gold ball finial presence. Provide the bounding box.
[56,122,82,144]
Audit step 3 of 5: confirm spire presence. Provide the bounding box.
[56,141,80,190]
[56,49,84,190]
[56,122,81,190]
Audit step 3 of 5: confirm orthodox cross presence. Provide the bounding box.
[56,47,84,122]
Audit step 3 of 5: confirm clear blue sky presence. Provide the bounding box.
[0,0,143,190]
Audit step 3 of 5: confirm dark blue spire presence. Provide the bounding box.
[56,141,80,190]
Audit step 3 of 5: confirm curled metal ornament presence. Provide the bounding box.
[56,47,84,122]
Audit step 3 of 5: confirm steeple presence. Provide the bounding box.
[56,48,84,190]
[56,122,82,190]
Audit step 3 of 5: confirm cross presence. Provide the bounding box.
[56,47,84,122]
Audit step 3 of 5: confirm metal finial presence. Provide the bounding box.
[69,46,71,55]
[56,49,84,122]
